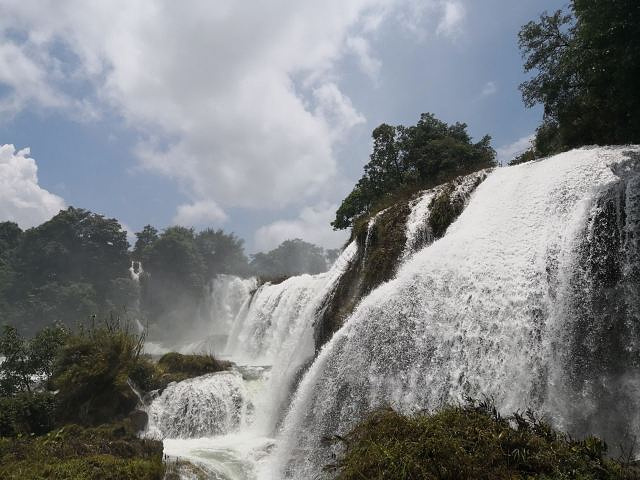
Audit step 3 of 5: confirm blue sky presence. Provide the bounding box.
[0,0,564,252]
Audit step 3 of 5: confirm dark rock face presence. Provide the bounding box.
[561,156,640,447]
[129,409,149,432]
[314,200,411,351]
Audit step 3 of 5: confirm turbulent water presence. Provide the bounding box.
[146,372,251,439]
[143,147,639,480]
[267,147,640,478]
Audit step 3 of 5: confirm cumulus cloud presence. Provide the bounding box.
[254,204,348,251]
[172,200,228,227]
[0,1,464,242]
[0,144,66,227]
[496,133,535,165]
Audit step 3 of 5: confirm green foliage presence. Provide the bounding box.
[0,324,69,395]
[129,351,231,393]
[196,228,250,278]
[316,200,412,350]
[0,422,164,480]
[509,148,538,166]
[428,186,464,239]
[132,225,159,260]
[250,238,328,279]
[140,352,232,391]
[0,392,58,437]
[333,113,495,229]
[138,226,205,332]
[519,1,640,157]
[1,208,133,336]
[51,318,144,425]
[0,221,22,254]
[333,402,639,480]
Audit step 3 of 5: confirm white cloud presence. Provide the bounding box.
[436,1,466,38]
[396,0,465,41]
[172,200,228,227]
[346,36,382,80]
[0,1,463,228]
[254,204,348,251]
[480,81,497,98]
[496,133,535,165]
[0,144,66,227]
[0,42,68,117]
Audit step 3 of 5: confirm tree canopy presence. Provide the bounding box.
[0,208,134,335]
[249,238,328,279]
[332,113,495,229]
[517,0,640,159]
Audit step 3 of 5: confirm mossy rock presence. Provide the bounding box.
[137,352,232,392]
[428,185,463,239]
[315,199,413,350]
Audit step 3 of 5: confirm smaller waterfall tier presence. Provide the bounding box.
[145,371,251,439]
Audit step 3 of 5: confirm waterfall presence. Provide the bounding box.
[145,371,251,439]
[145,242,359,477]
[267,147,640,479]
[225,242,358,367]
[225,242,359,433]
[144,274,256,355]
[129,260,143,282]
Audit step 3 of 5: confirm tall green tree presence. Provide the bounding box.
[2,208,133,335]
[250,239,328,278]
[519,1,640,156]
[133,225,159,260]
[195,228,249,278]
[138,226,205,330]
[333,113,495,229]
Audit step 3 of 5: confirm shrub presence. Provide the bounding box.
[428,186,464,239]
[0,392,57,437]
[51,319,144,425]
[146,352,232,392]
[333,402,640,480]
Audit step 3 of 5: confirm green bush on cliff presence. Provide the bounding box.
[136,352,231,392]
[333,113,495,230]
[51,318,145,426]
[333,402,639,480]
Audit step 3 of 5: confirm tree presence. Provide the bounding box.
[195,228,250,278]
[518,1,640,157]
[133,225,159,260]
[250,239,328,278]
[332,113,495,229]
[0,324,68,395]
[138,226,205,328]
[2,208,132,335]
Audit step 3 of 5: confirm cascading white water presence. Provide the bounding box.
[267,147,640,479]
[403,169,489,260]
[146,372,251,439]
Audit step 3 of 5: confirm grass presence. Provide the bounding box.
[332,401,640,480]
[0,421,164,480]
